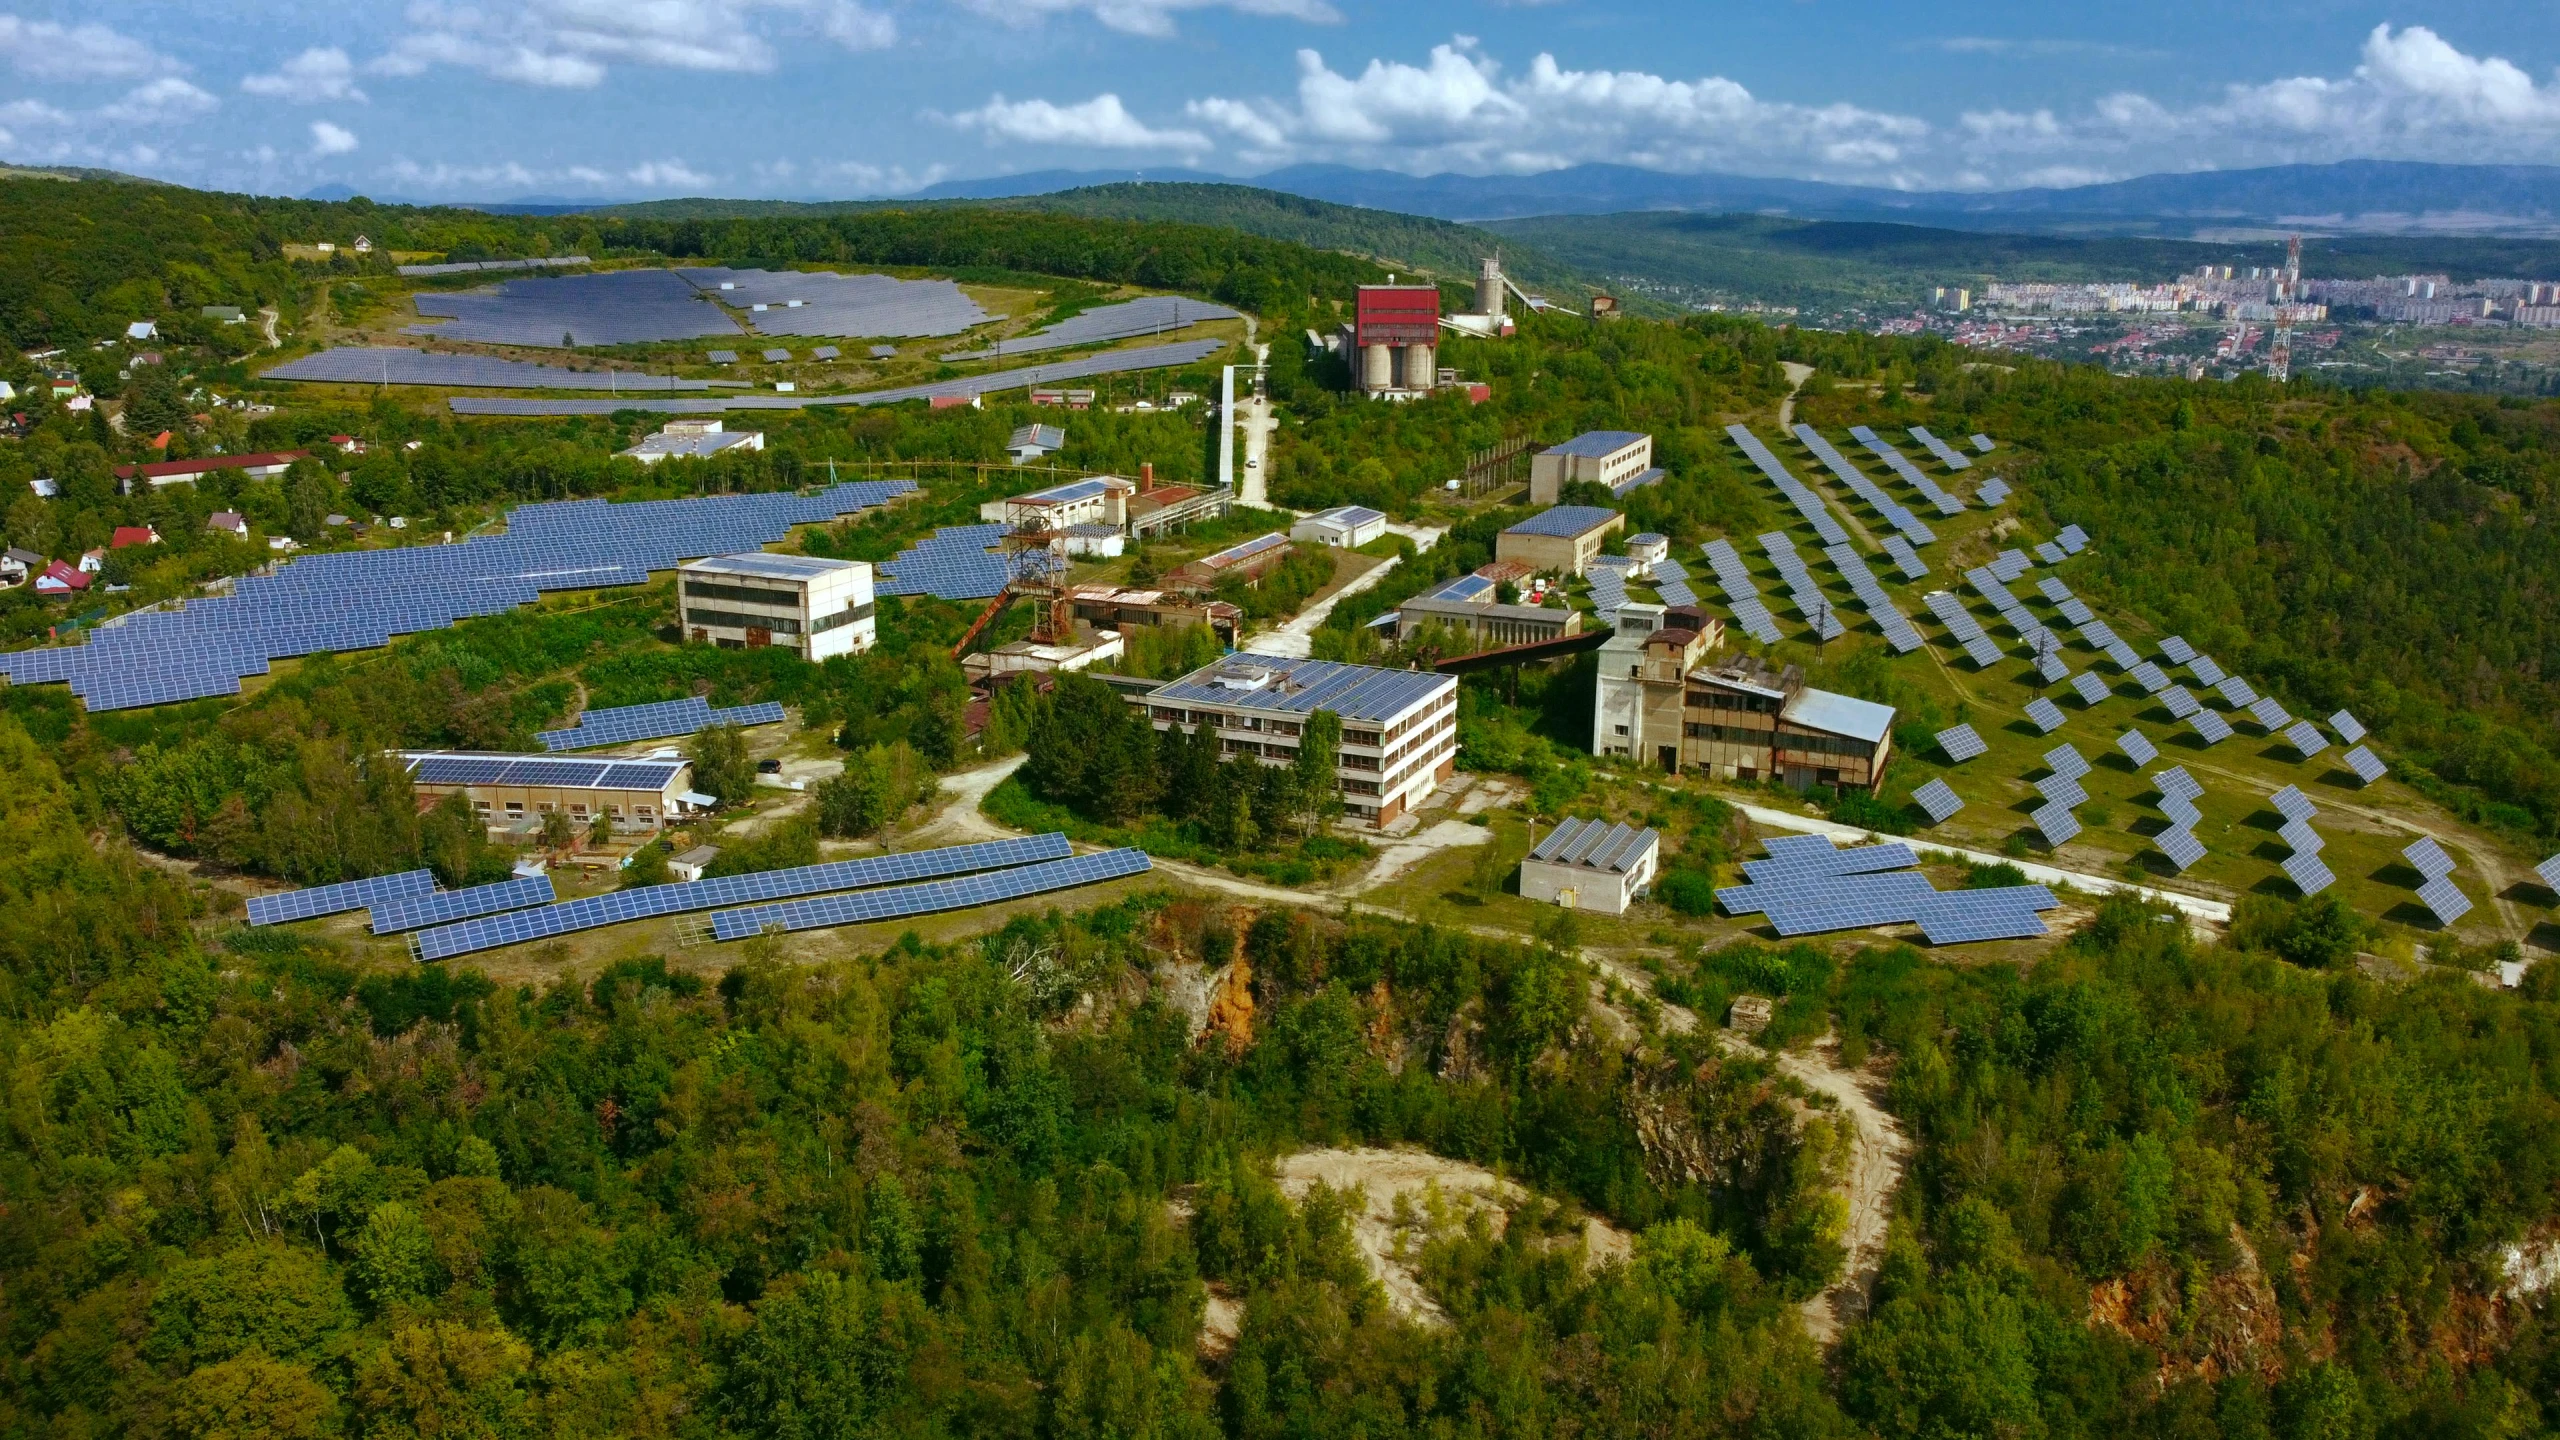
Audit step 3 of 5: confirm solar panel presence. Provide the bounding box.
[2057,598,2094,626]
[408,269,747,347]
[2160,794,2201,828]
[2156,826,2205,871]
[811,345,841,360]
[2033,801,2082,846]
[2283,720,2328,757]
[2186,654,2226,687]
[2283,851,2336,896]
[2160,686,2200,719]
[2102,639,2142,671]
[2070,671,2109,706]
[1847,425,1968,516]
[2044,743,2090,778]
[369,873,558,934]
[1908,426,1975,470]
[2403,836,2455,881]
[1913,778,1964,823]
[708,849,1153,940]
[2538,853,2560,892]
[246,868,437,926]
[1991,549,2031,582]
[1880,534,1930,580]
[1975,476,2011,505]
[2118,728,2157,766]
[942,295,1241,361]
[1792,426,1937,547]
[761,348,792,362]
[2130,660,2170,693]
[410,834,1074,961]
[2155,766,2202,802]
[1740,836,1922,880]
[2248,696,2290,730]
[2056,525,2089,553]
[2025,698,2066,733]
[2035,652,2069,683]
[869,344,897,358]
[2343,746,2386,785]
[1913,889,2059,945]
[878,523,1067,601]
[1728,427,1853,548]
[2191,710,2234,745]
[2330,710,2367,744]
[2415,876,2472,926]
[2270,785,2317,823]
[1937,724,1987,762]
[2035,577,2072,604]
[680,266,993,340]
[1972,434,1996,453]
[265,347,714,392]
[2159,635,2196,665]
[2035,774,2089,808]
[2216,675,2259,708]
[1757,532,1845,640]
[2034,542,2067,565]
[2279,818,2325,855]
[539,697,787,751]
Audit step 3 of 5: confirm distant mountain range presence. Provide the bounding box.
[918,160,2560,238]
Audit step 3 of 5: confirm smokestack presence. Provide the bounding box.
[1140,461,1154,489]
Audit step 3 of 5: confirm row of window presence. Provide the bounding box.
[687,606,804,635]
[1689,689,1782,714]
[469,798,655,820]
[1682,721,1877,759]
[809,601,876,635]
[680,579,802,610]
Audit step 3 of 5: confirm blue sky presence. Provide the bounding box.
[3,1,2557,200]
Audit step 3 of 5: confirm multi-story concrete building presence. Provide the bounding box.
[1136,656,1459,827]
[1390,574,1582,650]
[1588,612,1894,791]
[1496,505,1625,577]
[1593,603,1724,772]
[1530,431,1658,503]
[676,553,876,661]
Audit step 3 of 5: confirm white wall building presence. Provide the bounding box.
[677,553,876,661]
[621,419,764,465]
[1135,656,1459,827]
[1520,817,1660,915]
[1290,505,1389,548]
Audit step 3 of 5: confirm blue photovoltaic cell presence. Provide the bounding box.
[1972,434,1996,453]
[1849,425,1967,516]
[1791,425,1936,547]
[1976,476,2011,505]
[2103,639,2143,670]
[2035,542,2067,565]
[2036,576,2074,604]
[1880,535,1930,580]
[539,698,788,751]
[2539,853,2560,891]
[247,869,437,926]
[1914,778,1963,823]
[2044,743,2090,778]
[1909,426,1975,470]
[2248,696,2291,730]
[2217,675,2260,708]
[2416,876,2472,926]
[2057,598,2094,626]
[2155,766,2202,801]
[2189,654,2227,687]
[2036,774,2089,808]
[1991,548,2031,582]
[2332,710,2367,744]
[1727,426,1852,547]
[370,873,558,935]
[877,523,1068,601]
[2057,525,2089,553]
[2344,746,2387,784]
[2159,635,2196,665]
[2279,818,2326,855]
[2283,851,2336,896]
[2070,671,2110,706]
[943,295,1240,361]
[2025,698,2066,733]
[2161,795,2201,828]
[2191,710,2234,745]
[2119,728,2158,766]
[411,834,1074,961]
[265,347,714,391]
[2404,836,2455,881]
[2157,826,2205,871]
[2033,801,2082,846]
[2036,652,2069,684]
[2129,661,2170,693]
[2271,786,2317,823]
[710,849,1153,939]
[1937,724,1987,762]
[2284,720,2329,757]
[2161,687,2201,719]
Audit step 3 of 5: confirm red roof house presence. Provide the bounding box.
[112,451,306,492]
[111,525,160,548]
[33,561,88,596]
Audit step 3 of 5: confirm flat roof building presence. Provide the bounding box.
[1174,532,1294,591]
[1291,505,1389,549]
[1392,573,1582,651]
[1531,431,1658,504]
[1681,653,1895,793]
[402,752,699,832]
[977,474,1133,528]
[1594,603,1725,772]
[1496,505,1625,577]
[677,552,876,662]
[620,421,764,465]
[1137,656,1459,827]
[1520,817,1660,915]
[1065,585,1242,648]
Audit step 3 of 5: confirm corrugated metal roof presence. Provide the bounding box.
[1528,816,1659,874]
[1783,686,1895,744]
[1503,505,1621,539]
[1544,430,1648,458]
[1008,424,1066,450]
[1152,656,1451,722]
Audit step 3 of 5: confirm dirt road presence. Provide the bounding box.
[1242,524,1443,660]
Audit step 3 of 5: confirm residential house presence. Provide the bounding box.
[33,561,88,596]
[111,525,160,549]
[206,511,250,538]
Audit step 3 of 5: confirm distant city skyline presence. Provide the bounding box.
[1,2,2556,201]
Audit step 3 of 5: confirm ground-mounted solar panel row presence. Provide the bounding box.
[370,873,559,935]
[1717,836,2057,944]
[709,849,1152,940]
[1700,540,1782,644]
[1908,426,1974,471]
[942,295,1241,361]
[1821,544,1923,652]
[538,698,789,752]
[1975,477,2011,505]
[398,255,594,277]
[1790,425,1937,547]
[1923,591,2005,668]
[1848,425,1967,516]
[681,267,993,340]
[0,481,913,711]
[1758,533,1845,640]
[876,524,1069,602]
[247,869,437,926]
[1879,535,1930,580]
[266,347,716,391]
[448,339,1227,417]
[411,834,1076,961]
[1726,426,1852,548]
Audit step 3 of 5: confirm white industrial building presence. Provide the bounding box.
[1134,656,1458,828]
[1520,817,1660,915]
[977,475,1133,528]
[620,419,765,465]
[1290,505,1389,548]
[677,552,875,661]
[1007,424,1066,464]
[1530,431,1658,504]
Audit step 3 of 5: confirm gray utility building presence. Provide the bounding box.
[1520,816,1660,915]
[677,553,876,662]
[1531,431,1659,503]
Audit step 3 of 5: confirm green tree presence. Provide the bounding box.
[688,723,755,807]
[1292,708,1341,834]
[173,1354,339,1440]
[353,1321,531,1440]
[284,461,336,541]
[352,1201,436,1305]
[147,1245,358,1369]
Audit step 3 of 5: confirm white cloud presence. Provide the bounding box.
[951,92,1211,151]
[372,0,901,87]
[626,157,713,188]
[820,2,896,50]
[0,16,176,82]
[385,156,546,192]
[953,0,1338,40]
[310,120,359,155]
[94,78,218,128]
[243,47,368,103]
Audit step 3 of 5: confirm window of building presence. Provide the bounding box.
[505,802,524,814]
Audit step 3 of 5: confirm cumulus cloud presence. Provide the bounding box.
[627,157,714,188]
[310,120,359,155]
[0,16,177,81]
[372,0,897,88]
[243,47,368,102]
[951,93,1211,151]
[820,2,896,50]
[94,77,218,128]
[953,0,1338,40]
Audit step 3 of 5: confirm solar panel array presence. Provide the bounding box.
[2283,720,2328,757]
[1913,778,1964,824]
[2119,728,2158,766]
[246,868,437,926]
[1758,533,1845,640]
[1972,434,1996,453]
[1909,426,1975,470]
[1821,544,1923,652]
[876,524,1067,601]
[2217,675,2260,708]
[1976,476,2011,505]
[0,482,913,711]
[2343,746,2387,785]
[398,255,593,277]
[1716,835,2056,943]
[2036,774,2089,809]
[1848,425,1966,515]
[2044,743,2090,779]
[1937,723,1987,762]
[2271,784,2316,823]
[2036,577,2073,604]
[2025,697,2067,733]
[537,696,789,752]
[1586,562,1628,618]
[409,269,744,347]
[1880,535,1930,580]
[941,295,1241,361]
[2033,800,2082,846]
[709,848,1151,940]
[1727,427,1851,547]
[2156,766,2202,802]
[2331,710,2367,744]
[2284,851,2337,896]
[2070,670,2110,706]
[2156,825,2205,872]
[1791,425,1936,546]
[1924,590,2005,667]
[266,347,714,391]
[2188,654,2226,686]
[1651,555,1698,608]
[2191,710,2234,745]
[1990,549,2032,582]
[2540,853,2560,893]
[369,873,558,935]
[1964,568,2053,655]
[411,834,1076,961]
[680,267,993,339]
[2161,687,2201,719]
[2266,786,2332,895]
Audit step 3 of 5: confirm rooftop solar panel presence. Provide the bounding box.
[2156,826,2205,871]
[2118,728,2157,766]
[2403,836,2455,881]
[2283,851,2336,896]
[246,868,436,926]
[2033,801,2082,846]
[2343,746,2387,785]
[1913,778,1963,824]
[2331,710,2367,744]
[1937,724,1987,762]
[2415,875,2473,926]
[709,849,1152,940]
[2024,698,2066,733]
[2070,670,2110,706]
[2283,720,2328,757]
